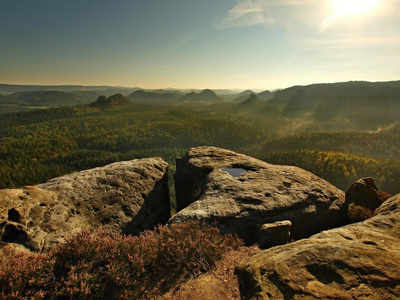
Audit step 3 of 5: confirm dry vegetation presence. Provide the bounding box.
[0,221,243,299]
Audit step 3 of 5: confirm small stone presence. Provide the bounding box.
[255,220,292,249]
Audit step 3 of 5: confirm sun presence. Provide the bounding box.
[332,0,380,16]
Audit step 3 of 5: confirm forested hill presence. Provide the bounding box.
[10,90,87,107]
[270,81,400,127]
[271,81,400,105]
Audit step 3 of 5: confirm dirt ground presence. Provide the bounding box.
[160,246,261,300]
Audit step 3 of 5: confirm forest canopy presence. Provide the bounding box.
[1,81,399,196]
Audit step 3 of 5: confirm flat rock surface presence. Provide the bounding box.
[171,146,345,244]
[1,158,170,252]
[236,193,400,300]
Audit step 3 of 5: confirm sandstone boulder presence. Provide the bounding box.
[236,193,400,299]
[255,220,292,249]
[0,158,170,252]
[170,146,345,244]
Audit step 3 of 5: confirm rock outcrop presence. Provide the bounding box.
[181,89,221,103]
[345,177,380,210]
[236,193,400,299]
[0,158,170,252]
[90,93,131,108]
[170,146,345,244]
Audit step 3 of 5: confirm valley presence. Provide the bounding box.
[0,80,399,197]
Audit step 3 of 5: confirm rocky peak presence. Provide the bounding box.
[91,93,130,108]
[181,89,221,102]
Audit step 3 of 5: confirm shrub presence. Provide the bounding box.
[347,203,374,223]
[0,246,55,299]
[0,221,243,299]
[377,190,392,204]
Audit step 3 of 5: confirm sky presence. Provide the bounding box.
[0,0,399,90]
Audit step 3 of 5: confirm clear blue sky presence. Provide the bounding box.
[1,0,399,90]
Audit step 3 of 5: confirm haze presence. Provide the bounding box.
[1,0,399,90]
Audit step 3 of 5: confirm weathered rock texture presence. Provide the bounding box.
[171,146,345,244]
[255,220,292,249]
[236,193,400,300]
[0,158,170,252]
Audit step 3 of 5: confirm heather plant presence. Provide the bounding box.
[0,246,55,299]
[347,203,374,223]
[377,190,392,204]
[0,221,243,299]
[346,190,392,224]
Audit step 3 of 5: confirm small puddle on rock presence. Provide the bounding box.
[221,168,247,177]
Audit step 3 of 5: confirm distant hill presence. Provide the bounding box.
[181,89,221,104]
[231,90,255,103]
[179,88,238,95]
[257,90,274,101]
[0,90,101,113]
[90,94,131,108]
[70,90,103,104]
[101,87,141,97]
[230,93,263,114]
[231,93,282,116]
[0,94,21,105]
[0,84,141,95]
[232,90,274,103]
[2,80,399,125]
[10,90,85,107]
[0,94,28,113]
[127,90,182,105]
[269,81,400,128]
[237,94,262,109]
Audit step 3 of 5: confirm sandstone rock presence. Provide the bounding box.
[345,177,380,210]
[255,220,292,249]
[170,146,345,244]
[236,193,400,300]
[0,186,78,251]
[0,158,170,252]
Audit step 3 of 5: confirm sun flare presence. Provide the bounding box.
[332,0,380,16]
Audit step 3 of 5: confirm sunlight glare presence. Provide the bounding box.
[332,0,380,16]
